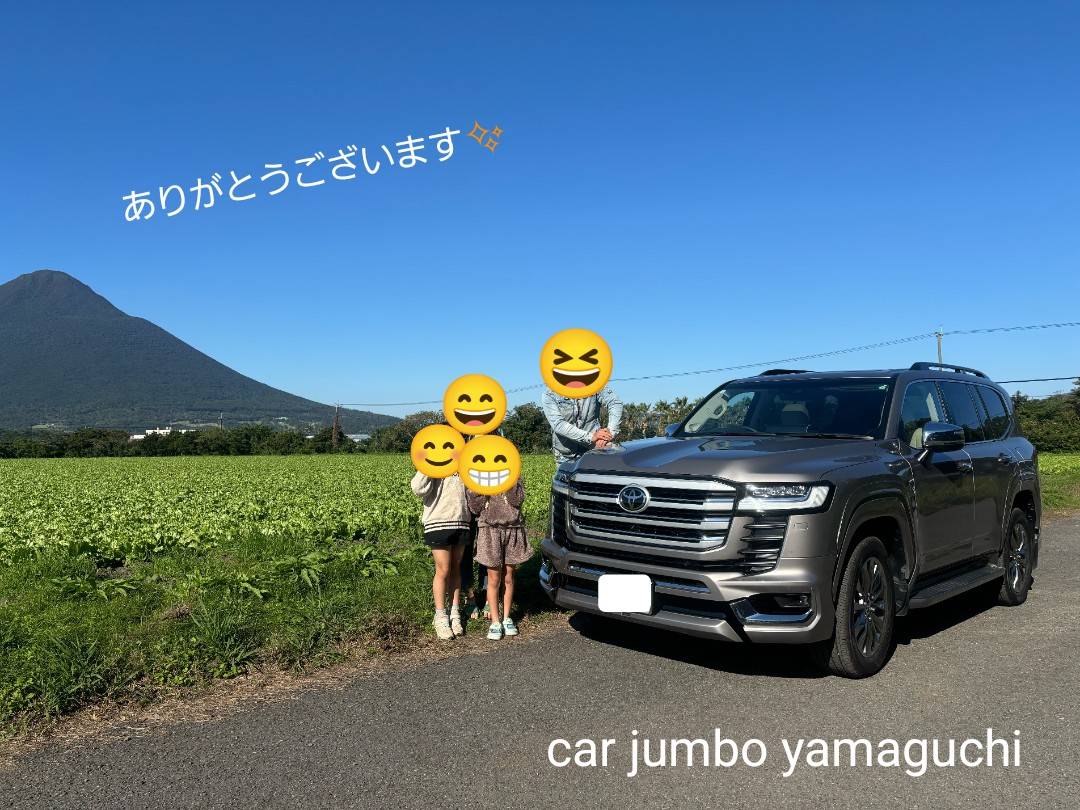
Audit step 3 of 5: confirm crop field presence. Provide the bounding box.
[0,454,556,564]
[0,452,1075,732]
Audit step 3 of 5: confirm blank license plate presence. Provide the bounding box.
[598,574,653,613]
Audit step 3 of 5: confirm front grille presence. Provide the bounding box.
[566,538,748,572]
[566,560,710,593]
[568,472,734,549]
[550,492,568,546]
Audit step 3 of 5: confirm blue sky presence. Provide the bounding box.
[2,2,1078,417]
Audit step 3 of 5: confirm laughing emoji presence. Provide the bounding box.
[540,328,612,398]
[459,434,521,495]
[410,424,465,478]
[443,374,507,435]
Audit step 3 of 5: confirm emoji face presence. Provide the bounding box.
[459,434,521,495]
[410,424,465,478]
[442,374,507,435]
[540,328,612,398]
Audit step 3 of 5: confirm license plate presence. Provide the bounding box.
[598,574,653,613]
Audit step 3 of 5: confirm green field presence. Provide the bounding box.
[1040,452,1080,512]
[0,454,555,732]
[1,452,1076,733]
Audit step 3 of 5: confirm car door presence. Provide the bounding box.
[899,381,975,571]
[937,381,1002,561]
[967,384,1017,557]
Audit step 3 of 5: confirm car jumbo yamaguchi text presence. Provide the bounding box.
[539,363,1041,677]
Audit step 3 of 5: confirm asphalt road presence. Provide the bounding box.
[4,516,1079,809]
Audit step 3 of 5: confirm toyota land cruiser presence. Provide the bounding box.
[538,363,1041,677]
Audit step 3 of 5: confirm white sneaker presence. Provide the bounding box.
[486,621,504,640]
[450,611,464,637]
[502,617,518,637]
[433,613,454,640]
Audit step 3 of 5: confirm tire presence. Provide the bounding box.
[821,536,895,678]
[998,508,1034,606]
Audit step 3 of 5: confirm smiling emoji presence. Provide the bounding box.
[540,328,612,398]
[410,424,465,478]
[459,434,521,495]
[442,374,507,435]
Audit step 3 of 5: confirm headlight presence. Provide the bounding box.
[552,470,571,496]
[738,483,831,512]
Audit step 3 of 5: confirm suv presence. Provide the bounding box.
[539,363,1041,677]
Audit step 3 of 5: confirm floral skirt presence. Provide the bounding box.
[474,525,533,569]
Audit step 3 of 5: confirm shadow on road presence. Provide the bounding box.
[566,612,828,679]
[559,581,1006,679]
[894,581,1000,645]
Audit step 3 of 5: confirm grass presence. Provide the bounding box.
[1040,452,1080,512]
[0,526,555,736]
[1,452,1077,736]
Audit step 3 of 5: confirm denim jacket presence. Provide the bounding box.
[541,388,623,462]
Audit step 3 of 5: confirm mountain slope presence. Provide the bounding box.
[0,270,397,432]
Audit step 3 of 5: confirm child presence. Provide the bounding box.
[467,478,532,640]
[411,468,472,640]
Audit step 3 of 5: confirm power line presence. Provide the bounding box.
[998,376,1079,384]
[340,320,1080,408]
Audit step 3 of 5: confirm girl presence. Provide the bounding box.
[411,467,472,640]
[467,478,532,640]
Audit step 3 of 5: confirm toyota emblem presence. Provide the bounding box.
[617,485,650,513]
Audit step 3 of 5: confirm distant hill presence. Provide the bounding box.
[0,270,398,433]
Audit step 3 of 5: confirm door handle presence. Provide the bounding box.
[997,454,1014,465]
[957,461,974,473]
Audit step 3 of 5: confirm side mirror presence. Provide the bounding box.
[664,423,680,438]
[919,422,965,459]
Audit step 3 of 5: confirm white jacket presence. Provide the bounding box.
[410,472,471,534]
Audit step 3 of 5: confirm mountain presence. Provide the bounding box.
[0,270,398,433]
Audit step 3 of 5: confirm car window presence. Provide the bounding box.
[683,390,756,433]
[977,386,1011,440]
[681,379,891,438]
[899,381,945,449]
[938,381,986,442]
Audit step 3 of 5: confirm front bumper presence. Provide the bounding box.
[539,537,835,644]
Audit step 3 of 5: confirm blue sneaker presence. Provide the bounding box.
[502,617,518,637]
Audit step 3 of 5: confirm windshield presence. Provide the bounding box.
[680,377,893,439]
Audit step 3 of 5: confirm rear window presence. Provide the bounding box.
[977,386,1011,440]
[938,381,986,443]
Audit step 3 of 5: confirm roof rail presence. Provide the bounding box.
[909,362,989,379]
[760,368,811,376]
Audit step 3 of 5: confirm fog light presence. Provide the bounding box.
[774,593,810,610]
[747,593,811,615]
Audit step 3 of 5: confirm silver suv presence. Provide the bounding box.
[539,363,1041,677]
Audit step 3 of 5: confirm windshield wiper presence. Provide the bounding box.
[786,432,873,440]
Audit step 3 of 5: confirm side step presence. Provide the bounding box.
[907,564,1004,610]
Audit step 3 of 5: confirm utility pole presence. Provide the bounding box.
[332,404,341,450]
[935,328,944,364]
[219,412,224,431]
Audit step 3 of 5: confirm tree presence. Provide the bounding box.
[367,410,442,453]
[502,403,551,453]
[310,427,355,454]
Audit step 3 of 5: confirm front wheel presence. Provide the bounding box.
[820,536,895,678]
[998,508,1034,606]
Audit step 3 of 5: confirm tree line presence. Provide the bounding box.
[1,384,1075,459]
[0,425,350,458]
[1012,383,1080,453]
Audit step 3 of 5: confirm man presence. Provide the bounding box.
[541,387,623,464]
